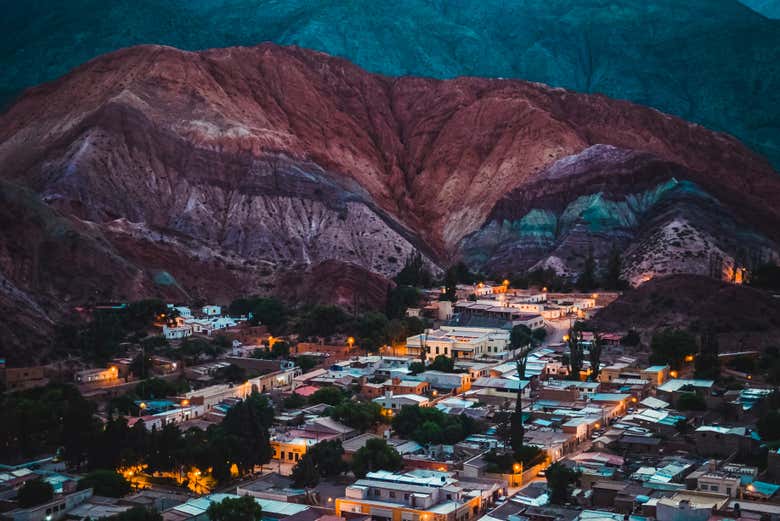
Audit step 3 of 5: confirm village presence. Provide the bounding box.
[1,281,779,521]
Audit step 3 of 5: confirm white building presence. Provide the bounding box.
[202,305,222,316]
[406,326,511,361]
[373,391,430,414]
[162,324,193,340]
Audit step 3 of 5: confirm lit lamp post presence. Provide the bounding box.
[347,336,355,351]
[138,402,147,417]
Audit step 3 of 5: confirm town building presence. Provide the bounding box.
[336,470,505,521]
[406,327,511,362]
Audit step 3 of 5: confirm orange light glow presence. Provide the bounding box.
[684,355,694,363]
[670,370,678,378]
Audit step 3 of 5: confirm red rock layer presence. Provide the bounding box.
[2,43,778,257]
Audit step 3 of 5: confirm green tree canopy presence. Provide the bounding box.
[331,401,383,431]
[392,406,479,445]
[546,462,580,504]
[290,454,320,488]
[206,496,262,521]
[429,355,455,373]
[108,507,163,521]
[309,386,346,406]
[409,362,426,375]
[650,329,697,370]
[352,438,403,478]
[77,470,131,497]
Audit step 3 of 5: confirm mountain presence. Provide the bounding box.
[1,43,779,359]
[739,0,780,18]
[591,274,780,351]
[1,1,779,169]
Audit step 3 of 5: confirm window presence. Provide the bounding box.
[288,451,294,460]
[389,491,395,498]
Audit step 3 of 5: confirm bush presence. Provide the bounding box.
[17,479,53,508]
[309,386,346,406]
[283,393,307,410]
[331,401,383,431]
[392,406,479,445]
[677,392,707,411]
[650,329,696,369]
[352,439,403,478]
[429,355,455,373]
[78,470,131,497]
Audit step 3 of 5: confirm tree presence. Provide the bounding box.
[78,470,132,497]
[588,333,603,381]
[215,364,247,384]
[309,386,346,406]
[409,361,426,375]
[603,245,626,290]
[510,325,532,350]
[567,330,584,380]
[298,305,350,339]
[677,392,707,411]
[511,342,533,455]
[283,393,307,410]
[220,391,274,474]
[17,479,54,508]
[356,312,390,352]
[352,439,403,478]
[386,285,421,319]
[650,329,697,370]
[108,507,163,521]
[290,454,320,488]
[394,253,432,288]
[442,267,458,302]
[130,352,154,379]
[576,250,597,292]
[546,462,579,504]
[331,401,383,431]
[206,496,263,521]
[757,409,780,442]
[392,406,478,445]
[229,297,286,333]
[429,355,455,373]
[695,332,720,380]
[306,440,348,477]
[294,355,318,372]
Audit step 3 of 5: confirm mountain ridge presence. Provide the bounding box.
[1,42,779,358]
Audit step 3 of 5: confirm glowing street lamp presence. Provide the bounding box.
[347,336,355,349]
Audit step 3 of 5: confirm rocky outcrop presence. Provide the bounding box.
[464,145,779,284]
[1,43,779,357]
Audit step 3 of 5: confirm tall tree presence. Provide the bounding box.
[603,245,626,290]
[511,342,534,455]
[576,249,597,292]
[546,462,580,504]
[567,330,584,380]
[443,267,458,302]
[588,333,603,381]
[695,331,720,380]
[290,454,320,488]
